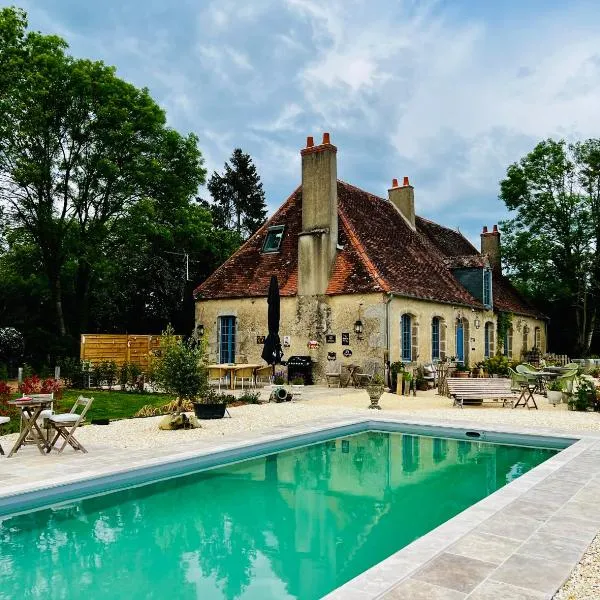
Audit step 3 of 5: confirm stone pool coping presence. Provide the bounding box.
[1,414,599,600]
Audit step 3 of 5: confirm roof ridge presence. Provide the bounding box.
[338,206,390,293]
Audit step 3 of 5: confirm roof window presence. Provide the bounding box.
[262,225,285,253]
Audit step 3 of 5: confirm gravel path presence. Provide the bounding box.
[1,386,599,598]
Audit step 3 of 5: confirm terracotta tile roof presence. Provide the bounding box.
[194,180,543,318]
[444,255,489,269]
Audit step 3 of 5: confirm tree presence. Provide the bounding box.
[206,148,267,237]
[499,139,599,354]
[0,7,206,337]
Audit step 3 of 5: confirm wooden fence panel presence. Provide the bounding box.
[80,334,163,370]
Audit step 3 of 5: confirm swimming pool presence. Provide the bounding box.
[0,429,562,600]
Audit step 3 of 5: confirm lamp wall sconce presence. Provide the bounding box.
[516,319,523,332]
[474,317,481,329]
[354,319,364,339]
[196,323,205,337]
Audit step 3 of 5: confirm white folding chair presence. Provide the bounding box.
[47,396,94,454]
[0,416,10,455]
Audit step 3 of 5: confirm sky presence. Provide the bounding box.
[17,0,600,245]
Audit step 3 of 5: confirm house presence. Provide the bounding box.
[193,133,545,381]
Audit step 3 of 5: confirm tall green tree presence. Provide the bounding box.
[0,7,205,338]
[499,139,598,354]
[206,148,267,237]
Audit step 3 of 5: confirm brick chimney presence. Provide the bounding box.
[388,176,415,231]
[481,224,501,273]
[298,132,338,296]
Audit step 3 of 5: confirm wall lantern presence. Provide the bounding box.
[196,323,205,337]
[354,320,364,338]
[516,319,523,333]
[474,317,481,329]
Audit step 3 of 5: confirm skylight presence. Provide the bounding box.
[262,225,285,253]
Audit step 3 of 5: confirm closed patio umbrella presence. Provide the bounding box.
[261,275,283,374]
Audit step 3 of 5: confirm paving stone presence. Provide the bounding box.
[518,530,591,563]
[491,554,575,594]
[383,578,466,599]
[467,579,547,600]
[447,532,521,565]
[412,552,496,594]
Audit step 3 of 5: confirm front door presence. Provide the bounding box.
[219,316,236,364]
[456,321,464,363]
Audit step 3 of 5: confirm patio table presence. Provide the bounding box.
[7,397,53,457]
[207,364,262,390]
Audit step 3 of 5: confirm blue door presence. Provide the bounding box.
[219,316,236,363]
[456,321,464,363]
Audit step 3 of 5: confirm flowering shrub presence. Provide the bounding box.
[0,381,18,420]
[41,377,64,400]
[19,375,41,394]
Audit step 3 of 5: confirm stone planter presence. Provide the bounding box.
[454,371,470,378]
[547,390,563,406]
[367,385,384,409]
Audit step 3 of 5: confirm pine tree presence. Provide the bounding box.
[206,149,267,237]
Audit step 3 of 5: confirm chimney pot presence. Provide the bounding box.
[403,176,410,187]
[306,136,314,148]
[482,226,488,233]
[392,178,399,188]
[493,224,498,233]
[322,132,331,145]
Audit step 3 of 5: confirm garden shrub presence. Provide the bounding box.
[239,391,261,404]
[483,354,510,376]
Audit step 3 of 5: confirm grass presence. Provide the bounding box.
[1,389,177,434]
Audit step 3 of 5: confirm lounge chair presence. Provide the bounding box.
[0,416,9,455]
[47,396,94,454]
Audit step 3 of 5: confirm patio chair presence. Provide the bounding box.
[254,365,273,386]
[0,416,9,455]
[325,360,342,388]
[508,368,537,409]
[234,366,255,390]
[47,396,94,454]
[208,366,227,390]
[355,360,379,387]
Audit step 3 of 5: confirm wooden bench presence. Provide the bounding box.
[447,377,521,408]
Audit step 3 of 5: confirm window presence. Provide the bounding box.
[483,269,492,307]
[484,322,494,358]
[503,326,513,358]
[262,225,285,253]
[401,314,412,362]
[456,320,464,363]
[534,327,541,350]
[218,316,236,363]
[431,317,440,361]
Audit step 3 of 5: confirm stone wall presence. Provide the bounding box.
[195,294,547,381]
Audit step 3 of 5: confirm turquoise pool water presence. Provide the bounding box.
[0,431,557,600]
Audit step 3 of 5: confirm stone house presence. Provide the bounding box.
[193,133,546,381]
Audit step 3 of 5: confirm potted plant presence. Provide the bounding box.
[153,326,210,421]
[402,371,413,395]
[454,363,470,378]
[546,378,563,406]
[366,373,385,409]
[194,387,229,419]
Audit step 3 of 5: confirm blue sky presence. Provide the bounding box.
[18,0,600,245]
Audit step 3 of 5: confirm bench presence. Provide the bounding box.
[447,377,521,408]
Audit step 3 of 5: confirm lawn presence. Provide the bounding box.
[1,389,176,434]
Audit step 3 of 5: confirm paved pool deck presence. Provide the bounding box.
[1,400,599,599]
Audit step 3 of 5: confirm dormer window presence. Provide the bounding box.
[483,269,493,308]
[262,225,285,253]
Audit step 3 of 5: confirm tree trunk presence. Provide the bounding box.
[52,275,67,337]
[75,259,92,335]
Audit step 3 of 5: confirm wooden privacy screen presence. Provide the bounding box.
[80,334,163,370]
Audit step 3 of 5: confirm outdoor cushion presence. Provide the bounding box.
[0,416,10,425]
[39,409,53,419]
[49,413,80,423]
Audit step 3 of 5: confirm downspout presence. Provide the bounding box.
[385,292,393,388]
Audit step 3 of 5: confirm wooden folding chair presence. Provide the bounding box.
[0,416,10,455]
[46,396,94,454]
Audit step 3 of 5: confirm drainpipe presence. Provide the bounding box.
[385,292,393,387]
